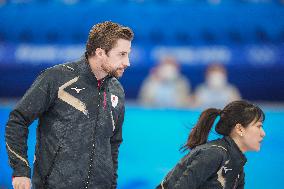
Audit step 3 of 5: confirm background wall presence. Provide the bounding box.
[0,0,284,102]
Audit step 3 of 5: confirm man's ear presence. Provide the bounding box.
[95,48,106,57]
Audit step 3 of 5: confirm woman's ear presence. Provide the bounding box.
[235,123,244,137]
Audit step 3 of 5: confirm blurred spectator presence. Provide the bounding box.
[193,63,241,109]
[138,56,191,108]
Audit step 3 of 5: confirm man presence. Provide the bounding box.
[5,21,134,189]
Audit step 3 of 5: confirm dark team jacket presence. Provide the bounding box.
[5,56,125,189]
[157,136,247,189]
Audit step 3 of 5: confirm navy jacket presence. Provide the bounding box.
[5,56,125,189]
[157,137,247,189]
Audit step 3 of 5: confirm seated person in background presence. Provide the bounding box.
[138,56,191,108]
[193,63,241,109]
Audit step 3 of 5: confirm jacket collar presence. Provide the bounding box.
[76,54,112,86]
[224,136,247,166]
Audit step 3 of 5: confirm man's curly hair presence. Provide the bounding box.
[86,21,134,57]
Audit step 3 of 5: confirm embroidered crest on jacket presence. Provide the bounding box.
[111,94,118,108]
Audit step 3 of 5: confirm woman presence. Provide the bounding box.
[157,100,265,189]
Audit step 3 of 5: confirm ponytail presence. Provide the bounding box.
[181,100,265,151]
[182,108,221,151]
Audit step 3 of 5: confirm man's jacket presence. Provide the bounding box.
[5,56,125,189]
[157,136,247,189]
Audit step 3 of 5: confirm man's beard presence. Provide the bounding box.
[108,69,119,78]
[110,68,124,78]
[101,59,126,78]
[102,64,123,78]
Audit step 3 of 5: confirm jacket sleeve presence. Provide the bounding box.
[110,105,125,188]
[5,70,56,178]
[174,147,225,189]
[236,169,245,189]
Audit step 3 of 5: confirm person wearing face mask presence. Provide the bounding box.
[138,56,191,108]
[193,64,241,109]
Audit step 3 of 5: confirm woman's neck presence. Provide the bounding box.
[230,135,246,153]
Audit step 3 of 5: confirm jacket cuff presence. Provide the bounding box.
[13,166,31,178]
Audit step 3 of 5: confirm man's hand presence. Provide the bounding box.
[12,177,31,189]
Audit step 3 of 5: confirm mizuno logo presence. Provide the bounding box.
[223,166,233,174]
[58,77,88,116]
[71,87,85,94]
[217,160,232,188]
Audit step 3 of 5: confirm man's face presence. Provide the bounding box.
[101,39,131,78]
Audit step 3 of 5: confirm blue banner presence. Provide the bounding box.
[0,43,283,66]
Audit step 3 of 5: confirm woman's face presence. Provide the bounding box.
[241,120,266,152]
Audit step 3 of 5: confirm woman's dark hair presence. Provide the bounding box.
[182,100,265,150]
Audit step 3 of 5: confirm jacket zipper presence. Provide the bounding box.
[84,79,105,189]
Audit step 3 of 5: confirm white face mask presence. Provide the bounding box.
[207,71,227,89]
[157,64,179,81]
